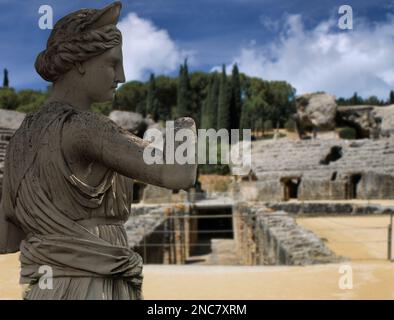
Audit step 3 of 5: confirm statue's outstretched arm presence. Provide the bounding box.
[64,113,197,191]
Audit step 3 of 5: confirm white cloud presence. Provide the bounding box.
[230,14,394,99]
[118,12,191,81]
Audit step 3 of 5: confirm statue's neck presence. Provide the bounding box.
[47,81,92,111]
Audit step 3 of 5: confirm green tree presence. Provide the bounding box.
[201,73,219,129]
[284,118,296,132]
[217,65,231,130]
[229,64,242,129]
[175,59,192,118]
[0,87,18,110]
[365,95,381,106]
[349,92,363,105]
[201,77,213,129]
[189,72,210,128]
[91,102,112,116]
[155,75,177,121]
[265,81,296,127]
[116,81,147,113]
[264,119,273,131]
[389,90,394,105]
[16,89,48,113]
[146,73,162,121]
[3,69,9,88]
[240,99,253,132]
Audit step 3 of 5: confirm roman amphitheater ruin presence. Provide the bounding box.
[1,93,394,267]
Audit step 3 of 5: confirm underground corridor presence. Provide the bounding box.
[188,206,234,258]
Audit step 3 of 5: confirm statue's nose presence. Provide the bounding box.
[116,65,126,84]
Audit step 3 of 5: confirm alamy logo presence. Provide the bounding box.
[338,5,353,30]
[38,265,53,290]
[143,122,252,176]
[338,264,353,290]
[38,5,53,30]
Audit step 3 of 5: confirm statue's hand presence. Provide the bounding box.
[174,117,196,134]
[164,117,197,190]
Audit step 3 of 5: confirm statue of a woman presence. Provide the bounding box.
[0,1,197,300]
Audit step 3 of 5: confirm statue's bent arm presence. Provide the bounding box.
[63,113,197,191]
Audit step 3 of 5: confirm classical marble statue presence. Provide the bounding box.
[0,1,197,299]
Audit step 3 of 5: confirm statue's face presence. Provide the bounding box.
[78,44,125,103]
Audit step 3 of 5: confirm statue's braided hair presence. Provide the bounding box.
[35,6,122,82]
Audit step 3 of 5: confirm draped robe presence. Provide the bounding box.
[0,102,143,299]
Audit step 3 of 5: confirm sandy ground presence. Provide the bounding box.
[1,254,393,299]
[297,216,392,260]
[142,262,394,300]
[289,199,394,206]
[1,215,393,300]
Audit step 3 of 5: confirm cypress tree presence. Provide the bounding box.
[3,68,9,88]
[112,92,119,110]
[229,64,242,129]
[240,100,251,132]
[201,77,212,129]
[146,73,160,121]
[389,90,394,105]
[201,73,219,129]
[217,65,231,130]
[210,74,220,129]
[175,59,191,118]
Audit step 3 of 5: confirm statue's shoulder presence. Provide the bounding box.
[67,109,121,133]
[61,108,128,154]
[9,101,74,143]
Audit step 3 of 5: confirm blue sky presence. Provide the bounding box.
[1,0,394,98]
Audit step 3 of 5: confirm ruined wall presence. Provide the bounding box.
[233,203,341,265]
[247,138,394,201]
[0,128,17,200]
[266,201,389,215]
[298,179,347,200]
[141,184,173,203]
[238,180,283,202]
[357,172,394,199]
[127,203,191,264]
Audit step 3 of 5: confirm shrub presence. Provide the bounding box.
[263,119,273,131]
[338,127,357,140]
[91,102,113,116]
[284,119,296,132]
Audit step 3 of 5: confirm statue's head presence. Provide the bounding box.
[35,1,125,103]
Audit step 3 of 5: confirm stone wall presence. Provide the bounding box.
[233,203,342,265]
[141,185,174,204]
[238,180,283,202]
[127,203,191,264]
[0,128,17,200]
[298,179,347,200]
[266,202,390,216]
[245,137,394,201]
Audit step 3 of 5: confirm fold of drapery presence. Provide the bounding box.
[0,102,143,300]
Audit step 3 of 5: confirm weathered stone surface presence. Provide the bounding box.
[266,202,387,216]
[0,127,18,200]
[0,109,25,130]
[294,96,394,139]
[142,184,173,203]
[108,110,166,138]
[295,93,337,130]
[127,204,189,264]
[207,239,240,265]
[235,204,342,265]
[109,110,147,135]
[336,105,381,138]
[373,104,394,135]
[241,137,394,201]
[125,205,168,247]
